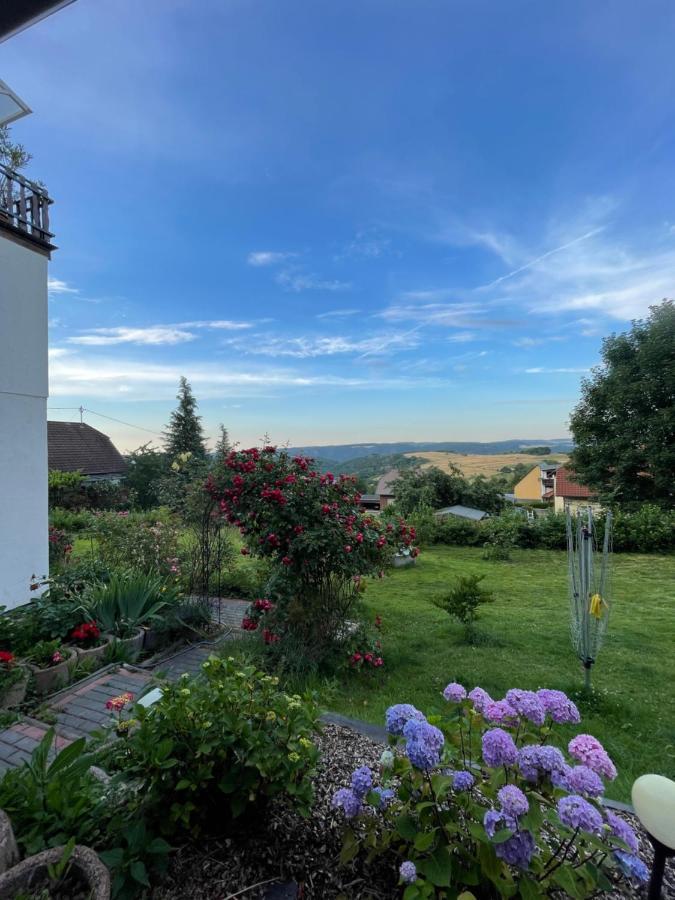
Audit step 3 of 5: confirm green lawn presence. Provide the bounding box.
[328,547,675,802]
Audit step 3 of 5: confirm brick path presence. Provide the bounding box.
[0,720,75,775]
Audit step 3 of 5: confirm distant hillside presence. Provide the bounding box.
[289,439,573,463]
[311,453,423,491]
[410,450,569,478]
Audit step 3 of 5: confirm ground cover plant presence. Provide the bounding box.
[308,546,675,802]
[333,687,648,898]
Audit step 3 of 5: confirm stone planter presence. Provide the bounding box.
[114,627,145,662]
[392,553,415,568]
[72,633,114,667]
[28,648,77,696]
[142,624,163,653]
[0,669,29,710]
[0,844,110,900]
[0,811,18,875]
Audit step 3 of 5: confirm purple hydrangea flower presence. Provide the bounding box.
[404,719,444,771]
[498,784,529,818]
[332,787,362,819]
[350,766,373,798]
[482,728,518,768]
[399,861,417,884]
[484,808,516,839]
[565,765,604,798]
[536,688,581,724]
[468,686,492,714]
[605,811,639,854]
[452,770,475,791]
[518,744,568,783]
[614,851,649,883]
[495,829,536,869]
[485,699,517,725]
[371,786,395,810]
[556,794,604,834]
[443,682,467,703]
[550,763,572,789]
[568,734,617,781]
[505,689,546,727]
[385,703,426,736]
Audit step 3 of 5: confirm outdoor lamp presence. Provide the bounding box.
[632,774,675,900]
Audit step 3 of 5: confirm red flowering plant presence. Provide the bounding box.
[347,613,385,672]
[48,526,73,570]
[206,446,416,666]
[70,621,102,649]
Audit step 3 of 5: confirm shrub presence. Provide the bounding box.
[333,685,648,898]
[49,470,131,511]
[49,507,94,533]
[611,504,674,553]
[48,526,73,570]
[207,446,416,668]
[110,655,320,836]
[433,573,494,639]
[83,571,178,638]
[91,509,181,577]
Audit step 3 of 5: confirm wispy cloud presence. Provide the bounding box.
[224,330,420,358]
[48,278,79,296]
[182,320,253,330]
[69,327,196,347]
[448,331,479,343]
[316,308,361,319]
[247,251,296,267]
[275,269,351,293]
[339,229,391,259]
[525,367,590,374]
[512,335,566,348]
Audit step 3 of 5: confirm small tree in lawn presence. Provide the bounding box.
[164,377,206,460]
[206,446,417,668]
[434,573,494,642]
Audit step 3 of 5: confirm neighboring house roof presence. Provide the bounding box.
[435,504,489,521]
[48,422,127,476]
[376,469,400,497]
[358,494,380,503]
[554,467,594,499]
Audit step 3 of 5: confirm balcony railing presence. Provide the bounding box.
[0,162,54,247]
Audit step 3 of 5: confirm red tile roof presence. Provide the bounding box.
[48,422,127,476]
[554,467,594,499]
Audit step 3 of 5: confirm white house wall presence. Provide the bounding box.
[0,234,49,609]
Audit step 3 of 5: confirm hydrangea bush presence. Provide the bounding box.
[206,446,416,664]
[333,684,647,898]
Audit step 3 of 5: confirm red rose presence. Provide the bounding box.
[240,547,250,555]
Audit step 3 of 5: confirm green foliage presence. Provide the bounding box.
[83,571,176,638]
[48,470,131,511]
[123,443,167,510]
[164,376,207,459]
[570,300,675,507]
[336,693,640,898]
[521,446,552,455]
[25,640,67,669]
[0,124,31,169]
[99,822,170,900]
[433,573,494,638]
[392,466,505,517]
[314,453,424,492]
[49,507,94,533]
[110,656,319,837]
[47,526,72,570]
[91,509,181,577]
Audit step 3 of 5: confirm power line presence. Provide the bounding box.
[47,405,164,438]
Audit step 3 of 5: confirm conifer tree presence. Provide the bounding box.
[215,424,231,457]
[164,377,206,459]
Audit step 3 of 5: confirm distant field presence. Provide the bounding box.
[406,450,569,477]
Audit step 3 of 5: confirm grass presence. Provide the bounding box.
[407,450,568,477]
[325,546,675,802]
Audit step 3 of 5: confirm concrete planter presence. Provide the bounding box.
[0,669,29,710]
[0,811,18,875]
[72,633,114,666]
[142,625,163,653]
[28,648,77,696]
[0,844,110,900]
[392,553,415,568]
[114,627,145,662]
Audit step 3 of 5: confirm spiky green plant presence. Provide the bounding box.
[84,572,176,638]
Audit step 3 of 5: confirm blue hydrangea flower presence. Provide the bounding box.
[371,786,395,810]
[614,851,649,883]
[385,703,426,736]
[536,688,581,724]
[350,766,373,799]
[482,727,518,767]
[495,829,536,869]
[468,686,492,714]
[399,860,417,884]
[484,808,516,839]
[498,784,529,818]
[485,699,518,725]
[404,719,444,771]
[452,770,475,791]
[565,765,604,798]
[518,744,567,783]
[331,787,362,819]
[443,682,467,702]
[505,689,546,727]
[556,794,603,834]
[605,811,638,854]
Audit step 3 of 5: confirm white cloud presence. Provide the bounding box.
[69,327,196,347]
[316,308,361,319]
[48,278,79,296]
[379,301,491,329]
[340,230,391,259]
[181,320,253,330]
[448,331,479,343]
[525,367,590,374]
[247,251,295,267]
[275,269,352,293]
[224,330,421,359]
[512,335,566,347]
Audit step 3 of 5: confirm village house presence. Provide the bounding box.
[513,462,559,503]
[48,421,127,482]
[552,466,599,514]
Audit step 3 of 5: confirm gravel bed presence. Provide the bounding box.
[152,723,674,900]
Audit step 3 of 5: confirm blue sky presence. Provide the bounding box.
[4,0,675,451]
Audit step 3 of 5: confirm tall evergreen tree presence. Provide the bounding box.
[569,301,675,507]
[215,424,231,458]
[164,377,206,459]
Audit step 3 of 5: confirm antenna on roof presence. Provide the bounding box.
[79,405,84,425]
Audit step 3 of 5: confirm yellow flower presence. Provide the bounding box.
[299,737,312,749]
[180,688,191,696]
[266,711,277,722]
[288,752,300,762]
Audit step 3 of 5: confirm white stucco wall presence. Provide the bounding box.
[0,233,49,609]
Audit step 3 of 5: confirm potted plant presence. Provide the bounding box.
[0,652,29,710]
[25,641,76,695]
[68,622,112,665]
[0,842,110,899]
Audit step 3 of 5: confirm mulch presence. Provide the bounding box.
[151,723,674,900]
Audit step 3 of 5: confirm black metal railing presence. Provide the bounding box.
[0,162,53,245]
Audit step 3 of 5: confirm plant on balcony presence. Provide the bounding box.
[333,684,648,898]
[206,446,416,668]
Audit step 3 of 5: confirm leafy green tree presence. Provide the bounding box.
[164,377,206,459]
[391,465,465,515]
[123,444,166,509]
[570,301,675,507]
[0,125,31,170]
